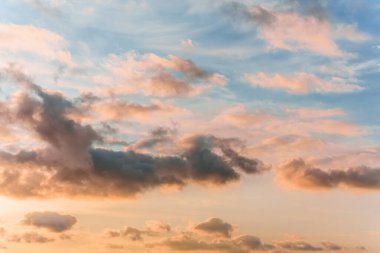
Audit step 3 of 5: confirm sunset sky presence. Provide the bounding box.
[0,0,379,252]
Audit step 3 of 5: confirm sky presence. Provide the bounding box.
[0,0,379,252]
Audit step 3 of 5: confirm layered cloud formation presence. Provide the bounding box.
[103,217,360,253]
[0,66,268,199]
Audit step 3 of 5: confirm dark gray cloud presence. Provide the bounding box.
[194,218,234,238]
[22,212,77,233]
[277,158,380,191]
[132,127,177,150]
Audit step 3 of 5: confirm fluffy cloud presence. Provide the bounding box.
[95,52,227,97]
[194,218,234,238]
[225,1,369,56]
[0,23,73,66]
[22,212,77,233]
[277,158,380,191]
[244,72,363,94]
[0,66,266,199]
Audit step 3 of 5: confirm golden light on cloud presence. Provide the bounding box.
[0,0,378,252]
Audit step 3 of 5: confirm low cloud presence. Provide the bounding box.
[194,218,234,238]
[105,221,171,241]
[277,158,380,191]
[8,232,54,244]
[22,212,77,233]
[277,240,323,251]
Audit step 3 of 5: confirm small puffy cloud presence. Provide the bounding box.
[22,212,77,233]
[276,158,380,191]
[233,235,266,251]
[244,72,363,94]
[95,52,226,97]
[181,39,195,49]
[194,218,234,238]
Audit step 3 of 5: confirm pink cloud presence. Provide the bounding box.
[95,52,227,97]
[245,5,369,56]
[0,23,73,67]
[215,105,366,137]
[244,72,363,94]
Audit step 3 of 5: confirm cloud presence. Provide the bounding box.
[105,221,171,241]
[244,72,363,94]
[95,52,227,97]
[194,218,234,238]
[0,23,73,66]
[22,212,77,233]
[277,240,323,251]
[224,2,369,56]
[181,39,195,49]
[215,105,365,137]
[8,232,54,244]
[130,127,178,152]
[111,218,353,253]
[148,232,271,252]
[86,98,190,123]
[144,220,171,233]
[276,158,380,191]
[26,0,67,18]
[0,67,266,199]
[321,242,342,251]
